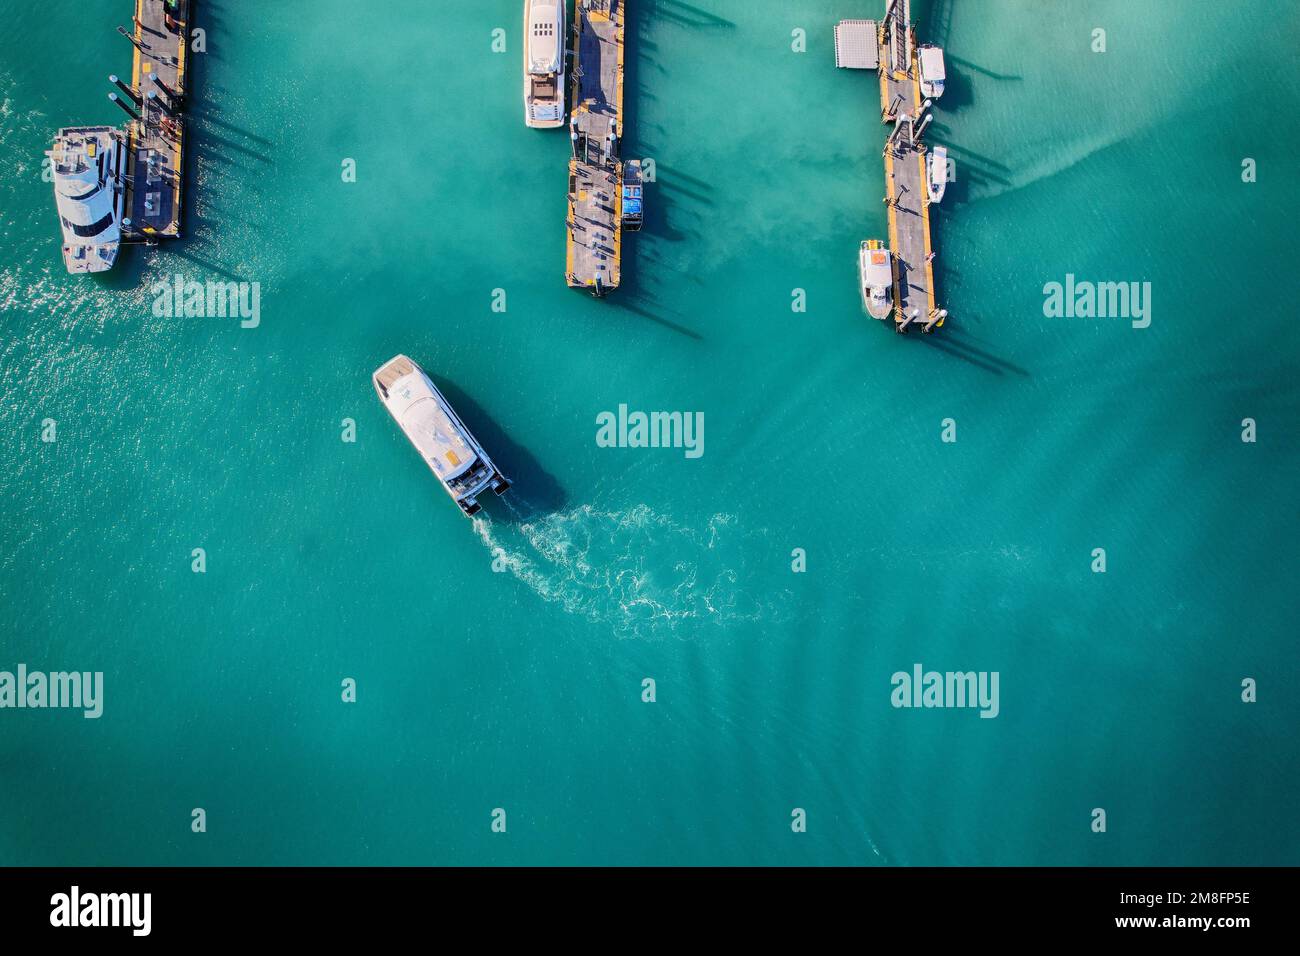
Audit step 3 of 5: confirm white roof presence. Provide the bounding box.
[528,3,561,74]
[860,246,892,287]
[385,372,478,480]
[919,46,946,81]
[402,397,477,480]
[50,131,119,239]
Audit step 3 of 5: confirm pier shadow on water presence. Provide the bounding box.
[653,166,714,208]
[911,325,1031,379]
[947,53,1023,84]
[639,0,735,30]
[592,0,704,342]
[430,376,568,518]
[934,61,975,111]
[913,0,954,48]
[926,140,1013,207]
[609,268,703,341]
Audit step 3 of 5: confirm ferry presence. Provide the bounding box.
[918,44,946,99]
[859,240,894,320]
[523,0,566,128]
[47,126,127,274]
[926,146,948,204]
[372,355,511,517]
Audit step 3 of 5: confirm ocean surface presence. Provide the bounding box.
[1,0,1297,865]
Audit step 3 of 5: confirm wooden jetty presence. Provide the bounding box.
[121,0,191,241]
[840,0,946,333]
[565,0,626,296]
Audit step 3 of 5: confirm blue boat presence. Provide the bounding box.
[621,159,644,231]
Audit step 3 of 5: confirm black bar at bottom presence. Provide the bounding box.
[0,866,1284,941]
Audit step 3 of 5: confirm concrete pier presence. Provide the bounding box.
[565,0,626,295]
[840,1,945,333]
[877,0,942,332]
[124,0,191,241]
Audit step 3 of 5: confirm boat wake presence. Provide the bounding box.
[473,499,789,638]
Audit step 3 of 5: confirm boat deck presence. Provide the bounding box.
[565,0,626,294]
[375,356,417,391]
[124,0,190,241]
[875,4,943,332]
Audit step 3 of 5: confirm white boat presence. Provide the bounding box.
[373,355,511,517]
[46,126,127,274]
[918,45,946,99]
[859,240,894,320]
[523,0,565,128]
[926,146,948,204]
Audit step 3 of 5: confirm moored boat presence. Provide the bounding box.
[926,145,948,204]
[918,44,946,99]
[859,240,894,320]
[621,159,644,231]
[373,355,511,517]
[523,0,566,128]
[46,126,127,274]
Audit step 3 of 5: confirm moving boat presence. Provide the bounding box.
[46,126,127,274]
[926,145,948,204]
[918,44,946,99]
[859,240,894,320]
[372,355,511,517]
[523,0,566,128]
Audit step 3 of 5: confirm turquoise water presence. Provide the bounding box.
[1,0,1297,866]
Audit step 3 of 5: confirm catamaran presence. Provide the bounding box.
[47,126,127,274]
[859,240,894,320]
[926,145,948,204]
[372,355,511,517]
[918,44,946,99]
[523,0,565,128]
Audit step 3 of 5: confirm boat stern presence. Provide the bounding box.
[62,242,119,274]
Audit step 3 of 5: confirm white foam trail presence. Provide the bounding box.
[474,500,789,638]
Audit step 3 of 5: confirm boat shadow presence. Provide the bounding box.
[93,241,151,292]
[429,376,569,518]
[935,61,975,111]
